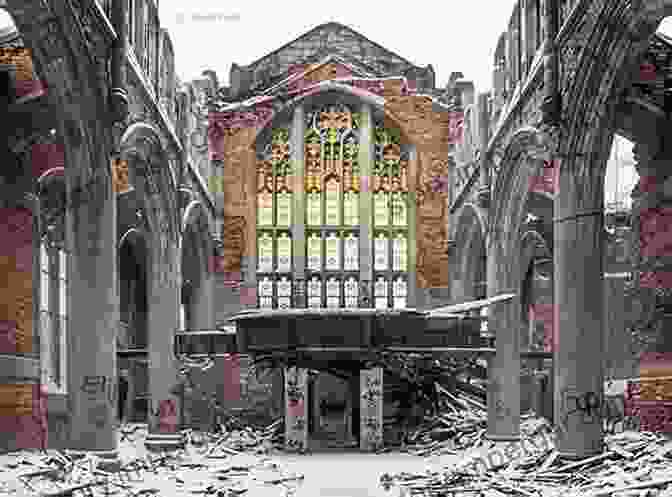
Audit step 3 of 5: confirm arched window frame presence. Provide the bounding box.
[37,179,68,394]
[254,101,411,309]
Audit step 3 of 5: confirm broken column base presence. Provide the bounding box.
[144,433,185,452]
[66,449,121,472]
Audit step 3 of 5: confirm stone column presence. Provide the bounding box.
[553,161,605,458]
[67,166,119,459]
[291,104,306,308]
[284,366,308,452]
[191,268,214,331]
[407,145,419,308]
[485,250,520,441]
[360,367,383,452]
[145,231,183,451]
[359,104,373,307]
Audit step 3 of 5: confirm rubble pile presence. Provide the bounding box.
[397,379,488,456]
[0,419,296,497]
[381,423,672,497]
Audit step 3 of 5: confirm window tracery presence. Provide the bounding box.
[256,128,293,308]
[254,104,410,309]
[372,121,409,308]
[302,103,360,307]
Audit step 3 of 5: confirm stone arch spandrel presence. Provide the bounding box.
[489,126,553,290]
[4,2,115,255]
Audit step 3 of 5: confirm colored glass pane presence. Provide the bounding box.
[392,234,407,271]
[258,233,273,272]
[374,192,389,226]
[374,233,388,271]
[277,191,291,227]
[325,232,340,270]
[344,233,358,271]
[307,233,321,271]
[277,233,292,272]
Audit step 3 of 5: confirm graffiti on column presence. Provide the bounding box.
[81,376,115,428]
[360,368,383,451]
[490,378,511,419]
[528,303,555,352]
[155,399,178,433]
[223,353,241,402]
[528,159,559,197]
[284,366,307,452]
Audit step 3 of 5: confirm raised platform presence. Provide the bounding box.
[229,308,483,356]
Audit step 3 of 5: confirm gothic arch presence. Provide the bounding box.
[181,200,214,277]
[4,1,114,192]
[453,203,487,300]
[120,122,179,241]
[490,126,551,250]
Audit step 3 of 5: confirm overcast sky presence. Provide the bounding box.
[158,0,520,93]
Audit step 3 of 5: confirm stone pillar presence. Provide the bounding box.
[291,104,306,308]
[191,269,214,331]
[145,234,183,451]
[477,93,491,193]
[284,366,308,452]
[359,104,373,307]
[67,166,119,459]
[407,145,419,308]
[553,163,605,457]
[486,251,520,441]
[360,367,383,452]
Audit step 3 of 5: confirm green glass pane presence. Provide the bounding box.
[325,187,339,225]
[277,192,292,227]
[307,192,321,226]
[374,192,389,226]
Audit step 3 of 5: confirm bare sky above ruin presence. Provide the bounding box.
[159,0,520,93]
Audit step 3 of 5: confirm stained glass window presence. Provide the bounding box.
[255,128,293,308]
[372,121,410,308]
[393,277,407,309]
[374,233,388,271]
[325,232,340,270]
[277,276,292,309]
[254,105,412,311]
[326,277,340,308]
[258,276,273,309]
[344,233,358,271]
[307,233,321,271]
[258,232,273,272]
[392,233,407,271]
[302,104,361,308]
[277,232,292,272]
[307,276,322,308]
[374,276,388,310]
[344,276,359,308]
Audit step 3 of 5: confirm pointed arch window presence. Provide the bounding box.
[38,182,68,394]
[254,103,411,310]
[302,103,361,307]
[255,127,293,308]
[372,121,410,308]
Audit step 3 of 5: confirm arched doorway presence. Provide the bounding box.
[117,231,149,423]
